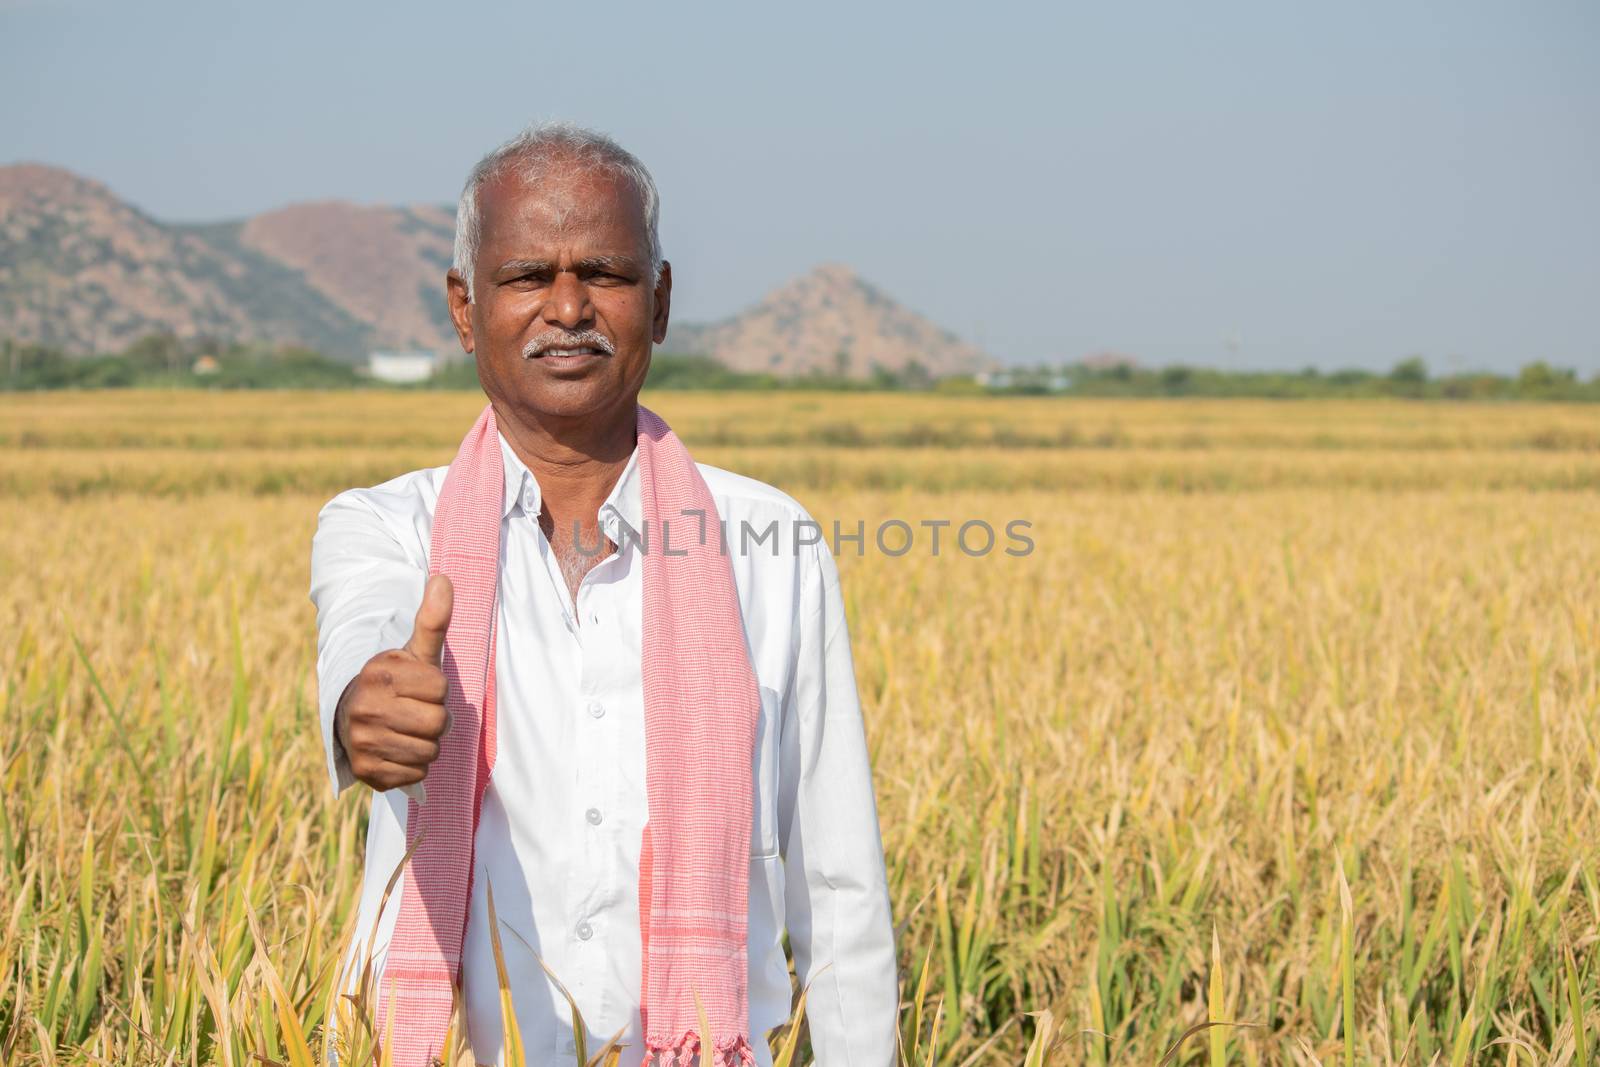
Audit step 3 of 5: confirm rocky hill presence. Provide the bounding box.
[664,263,986,378]
[0,164,454,360]
[232,201,456,350]
[0,163,988,374]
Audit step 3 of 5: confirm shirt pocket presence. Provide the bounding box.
[750,683,781,859]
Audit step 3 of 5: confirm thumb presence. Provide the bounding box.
[404,573,454,665]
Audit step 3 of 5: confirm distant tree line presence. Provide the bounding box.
[2,334,361,389]
[5,334,1598,401]
[991,355,1600,401]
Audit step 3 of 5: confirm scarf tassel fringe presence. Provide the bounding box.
[643,1032,757,1067]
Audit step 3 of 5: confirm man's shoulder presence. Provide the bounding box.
[693,463,841,597]
[318,460,807,526]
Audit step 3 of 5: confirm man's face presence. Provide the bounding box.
[447,158,670,424]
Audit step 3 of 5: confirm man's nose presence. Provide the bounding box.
[542,271,593,329]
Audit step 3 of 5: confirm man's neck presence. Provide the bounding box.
[491,396,638,605]
[492,397,637,507]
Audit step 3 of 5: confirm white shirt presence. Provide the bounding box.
[309,430,897,1066]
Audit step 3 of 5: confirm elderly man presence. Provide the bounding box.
[308,122,897,1066]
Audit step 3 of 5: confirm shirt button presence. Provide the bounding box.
[586,807,603,826]
[576,921,594,941]
[590,612,600,625]
[587,701,605,719]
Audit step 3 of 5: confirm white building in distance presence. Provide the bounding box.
[367,350,438,384]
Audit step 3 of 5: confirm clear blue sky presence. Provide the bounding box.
[3,0,1596,372]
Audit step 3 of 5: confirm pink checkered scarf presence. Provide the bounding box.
[376,402,760,1067]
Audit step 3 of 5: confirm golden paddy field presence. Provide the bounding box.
[3,390,1599,1065]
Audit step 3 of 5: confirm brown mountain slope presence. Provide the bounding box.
[665,263,988,378]
[0,163,374,356]
[237,201,456,351]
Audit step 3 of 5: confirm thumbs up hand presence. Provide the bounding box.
[334,574,455,800]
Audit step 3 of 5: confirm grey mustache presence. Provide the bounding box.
[522,331,616,358]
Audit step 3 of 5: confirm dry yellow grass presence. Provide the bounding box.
[3,389,1598,1065]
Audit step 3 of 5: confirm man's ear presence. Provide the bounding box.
[651,260,673,345]
[446,270,475,353]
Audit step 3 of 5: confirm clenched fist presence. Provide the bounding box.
[335,574,454,797]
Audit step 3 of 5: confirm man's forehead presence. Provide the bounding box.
[478,163,645,244]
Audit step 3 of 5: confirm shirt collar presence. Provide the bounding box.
[496,429,642,541]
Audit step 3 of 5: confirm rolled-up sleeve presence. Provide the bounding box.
[778,538,898,1065]
[308,491,425,797]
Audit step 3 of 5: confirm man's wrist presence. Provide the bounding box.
[333,676,359,767]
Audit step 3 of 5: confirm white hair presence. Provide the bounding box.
[452,121,663,300]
